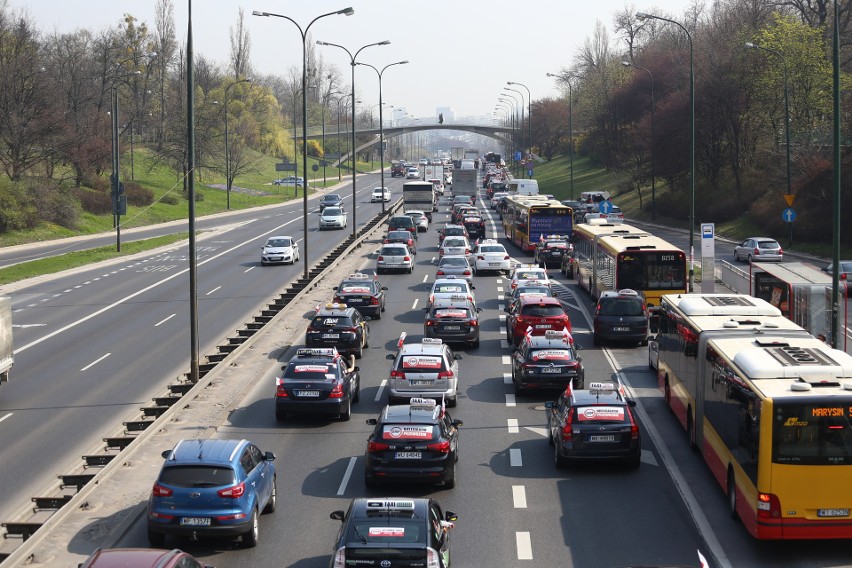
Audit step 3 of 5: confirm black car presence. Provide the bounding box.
[388,215,418,235]
[546,381,641,469]
[423,296,481,348]
[461,213,486,240]
[593,288,648,346]
[306,304,369,358]
[329,497,458,568]
[391,162,407,177]
[364,398,462,488]
[275,347,360,421]
[333,273,387,319]
[534,235,572,267]
[511,329,583,395]
[384,230,418,255]
[319,193,342,211]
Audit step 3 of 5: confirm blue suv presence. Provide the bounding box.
[147,438,277,548]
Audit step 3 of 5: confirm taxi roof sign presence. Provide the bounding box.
[366,499,416,511]
[347,273,373,280]
[409,398,438,410]
[295,347,340,359]
[421,338,443,344]
[588,382,616,395]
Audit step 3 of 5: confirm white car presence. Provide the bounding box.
[439,236,471,259]
[509,264,551,290]
[318,206,347,230]
[428,178,444,195]
[370,187,391,202]
[406,167,420,179]
[444,174,453,187]
[376,244,414,274]
[428,276,476,309]
[405,210,429,232]
[471,239,511,275]
[260,235,299,266]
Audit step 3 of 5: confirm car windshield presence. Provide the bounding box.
[267,239,291,247]
[323,195,340,203]
[159,465,236,488]
[324,207,342,216]
[521,304,564,317]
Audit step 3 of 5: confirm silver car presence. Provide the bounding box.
[260,235,299,266]
[435,255,474,283]
[439,236,471,259]
[734,237,783,262]
[385,338,462,406]
[376,244,414,274]
[318,206,347,230]
[406,210,429,232]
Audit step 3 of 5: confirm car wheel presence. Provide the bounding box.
[353,379,361,403]
[548,426,555,446]
[447,396,457,408]
[554,443,569,470]
[567,266,574,279]
[373,309,381,320]
[242,508,259,547]
[514,381,525,397]
[747,254,754,263]
[444,463,456,489]
[593,334,601,347]
[263,476,277,514]
[147,528,166,548]
[628,452,641,470]
[734,249,740,261]
[339,400,351,421]
[260,260,267,266]
[470,338,480,349]
[355,342,363,359]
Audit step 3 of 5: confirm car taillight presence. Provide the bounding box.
[757,492,781,519]
[561,411,574,441]
[342,327,359,334]
[562,316,572,332]
[276,382,288,398]
[628,408,640,440]
[217,481,246,499]
[329,381,344,399]
[427,440,450,453]
[477,255,485,260]
[390,370,405,378]
[426,547,440,568]
[437,370,453,379]
[753,248,760,256]
[463,270,471,276]
[332,547,346,568]
[377,256,384,262]
[306,326,317,333]
[436,270,445,276]
[504,255,510,260]
[470,319,479,327]
[515,316,525,325]
[368,440,390,452]
[151,483,173,497]
[333,296,343,303]
[383,239,390,243]
[777,248,784,255]
[370,297,380,305]
[465,249,470,254]
[404,256,411,261]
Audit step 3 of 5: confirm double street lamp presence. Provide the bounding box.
[356,60,409,214]
[508,81,531,175]
[636,11,695,291]
[222,78,251,210]
[317,39,390,236]
[253,6,355,280]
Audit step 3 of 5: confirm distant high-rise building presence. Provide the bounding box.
[436,106,455,123]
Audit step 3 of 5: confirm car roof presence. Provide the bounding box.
[381,400,443,423]
[519,295,561,306]
[81,548,194,568]
[349,497,430,518]
[165,438,245,466]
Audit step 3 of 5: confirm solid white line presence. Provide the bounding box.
[516,532,533,560]
[81,353,110,372]
[0,412,13,423]
[412,299,419,310]
[501,355,511,365]
[512,485,527,508]
[154,314,176,327]
[507,418,519,433]
[509,448,522,466]
[503,372,512,385]
[206,286,222,296]
[505,393,516,407]
[337,457,357,496]
[375,379,387,402]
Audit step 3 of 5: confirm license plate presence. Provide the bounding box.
[297,390,320,397]
[410,380,433,386]
[270,257,281,261]
[535,324,551,329]
[613,327,629,332]
[322,334,339,339]
[541,367,562,374]
[443,325,461,330]
[395,452,422,459]
[489,262,501,266]
[180,517,211,526]
[818,509,850,517]
[588,435,615,442]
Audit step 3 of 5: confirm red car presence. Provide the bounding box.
[80,548,213,568]
[506,296,572,348]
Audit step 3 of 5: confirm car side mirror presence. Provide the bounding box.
[385,354,396,360]
[330,510,345,521]
[544,400,555,409]
[353,366,360,373]
[382,287,388,291]
[445,511,458,522]
[161,449,173,459]
[454,354,463,360]
[627,399,637,407]
[264,451,276,461]
[575,344,583,351]
[452,419,463,427]
[366,418,378,426]
[476,307,483,312]
[470,284,476,290]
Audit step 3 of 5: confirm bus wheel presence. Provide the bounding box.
[727,468,739,520]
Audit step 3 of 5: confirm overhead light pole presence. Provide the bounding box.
[317,39,390,236]
[637,11,694,291]
[622,61,656,219]
[508,81,532,176]
[222,78,251,210]
[356,60,408,214]
[253,6,355,280]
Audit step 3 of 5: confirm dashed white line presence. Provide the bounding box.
[411,299,419,310]
[375,379,387,402]
[81,353,111,372]
[505,393,516,407]
[498,294,504,301]
[503,372,512,385]
[206,286,222,295]
[498,311,506,319]
[0,412,13,423]
[496,286,504,292]
[507,418,519,433]
[501,355,511,365]
[155,314,176,327]
[422,274,428,283]
[516,532,533,560]
[244,266,255,273]
[512,485,527,508]
[337,457,357,496]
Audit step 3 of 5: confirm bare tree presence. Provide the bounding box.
[153,0,177,150]
[229,7,252,80]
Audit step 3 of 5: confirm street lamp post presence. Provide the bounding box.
[499,95,518,175]
[502,89,524,172]
[508,81,532,176]
[637,12,694,291]
[356,60,408,214]
[317,39,390,237]
[622,61,656,220]
[253,6,355,280]
[745,42,791,246]
[223,78,251,210]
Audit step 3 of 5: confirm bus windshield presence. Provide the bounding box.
[773,401,852,465]
[617,251,686,291]
[528,208,572,240]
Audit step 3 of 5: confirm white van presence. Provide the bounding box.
[506,179,539,196]
[460,159,476,170]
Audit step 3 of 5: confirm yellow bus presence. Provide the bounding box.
[655,293,852,539]
[573,221,686,312]
[501,195,573,252]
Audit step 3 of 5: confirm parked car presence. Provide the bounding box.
[260,235,299,266]
[273,176,304,187]
[734,237,784,262]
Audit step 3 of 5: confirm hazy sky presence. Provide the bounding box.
[11,0,698,119]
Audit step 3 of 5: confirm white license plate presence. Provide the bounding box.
[395,452,422,459]
[443,325,461,330]
[322,334,339,339]
[180,517,211,526]
[588,435,615,442]
[541,367,562,374]
[410,380,433,386]
[818,509,850,517]
[270,257,282,261]
[613,327,629,332]
[489,262,501,266]
[297,390,320,397]
[535,324,551,329]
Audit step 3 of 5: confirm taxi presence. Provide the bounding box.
[428,276,476,309]
[306,303,369,358]
[461,212,486,240]
[333,273,387,320]
[385,337,463,407]
[471,239,511,275]
[534,234,573,267]
[423,295,481,348]
[546,382,641,469]
[511,329,583,395]
[364,398,462,488]
[506,295,571,348]
[274,347,360,421]
[329,498,457,568]
[509,264,551,290]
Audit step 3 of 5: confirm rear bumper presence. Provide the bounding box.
[275,397,350,415]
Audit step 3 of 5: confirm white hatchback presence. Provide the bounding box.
[471,240,511,275]
[318,206,347,230]
[438,236,471,259]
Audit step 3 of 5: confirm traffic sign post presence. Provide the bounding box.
[700,223,715,293]
[598,200,613,215]
[782,207,796,249]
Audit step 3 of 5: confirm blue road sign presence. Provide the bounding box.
[515,151,522,161]
[598,200,613,214]
[782,207,796,223]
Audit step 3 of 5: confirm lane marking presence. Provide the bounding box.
[12,324,46,328]
[206,286,222,295]
[501,355,511,365]
[505,393,516,407]
[337,457,357,496]
[422,274,428,283]
[375,379,387,402]
[244,266,255,273]
[509,448,522,466]
[524,426,550,438]
[512,485,527,508]
[0,412,13,423]
[411,299,419,310]
[507,418,519,433]
[496,286,504,292]
[503,372,512,385]
[81,353,111,372]
[154,314,176,327]
[498,294,504,301]
[516,531,533,560]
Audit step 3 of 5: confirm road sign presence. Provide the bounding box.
[783,194,796,207]
[312,164,319,172]
[527,169,533,177]
[598,200,613,214]
[782,207,796,223]
[275,163,297,172]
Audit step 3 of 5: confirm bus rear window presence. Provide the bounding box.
[773,403,852,465]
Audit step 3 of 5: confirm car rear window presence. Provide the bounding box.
[381,424,438,441]
[347,522,423,545]
[573,405,628,423]
[521,304,564,317]
[381,246,407,256]
[398,355,445,372]
[530,349,576,362]
[283,362,336,381]
[439,257,467,267]
[267,239,291,247]
[516,271,545,280]
[443,239,465,248]
[433,283,466,294]
[159,465,237,488]
[757,240,780,248]
[311,316,351,327]
[599,299,645,317]
[480,246,504,253]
